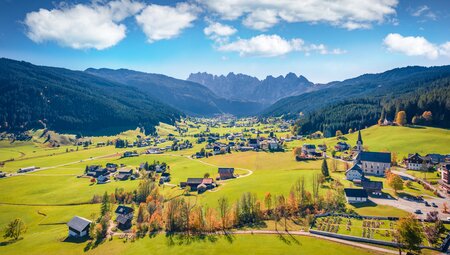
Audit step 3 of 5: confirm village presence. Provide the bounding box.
[0,116,449,255]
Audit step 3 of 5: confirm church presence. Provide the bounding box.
[353,130,391,177]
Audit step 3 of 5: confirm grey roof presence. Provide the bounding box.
[362,181,383,190]
[67,216,91,232]
[344,188,368,198]
[357,130,363,144]
[356,151,391,163]
[115,205,134,215]
[218,168,234,174]
[346,164,364,175]
[186,178,204,185]
[116,214,129,224]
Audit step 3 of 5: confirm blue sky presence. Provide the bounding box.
[0,0,449,83]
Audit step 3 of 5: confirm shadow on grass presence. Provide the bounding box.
[276,231,301,246]
[165,232,224,247]
[0,238,23,246]
[350,200,378,209]
[63,236,90,244]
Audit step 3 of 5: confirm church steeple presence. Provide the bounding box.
[356,130,363,152]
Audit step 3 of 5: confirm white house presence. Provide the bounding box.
[344,188,368,203]
[345,163,364,181]
[301,144,316,155]
[406,153,431,170]
[67,216,91,238]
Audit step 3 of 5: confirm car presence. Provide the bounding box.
[447,217,450,221]
[424,201,430,206]
[432,202,438,208]
[414,209,422,214]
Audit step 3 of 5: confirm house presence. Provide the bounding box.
[426,154,447,165]
[106,163,118,172]
[97,174,110,184]
[218,167,235,180]
[147,147,162,154]
[260,140,281,151]
[180,178,215,192]
[318,144,327,152]
[248,138,259,149]
[354,151,391,176]
[87,166,108,178]
[344,188,368,203]
[17,166,37,173]
[439,164,450,194]
[345,163,364,181]
[115,205,134,229]
[67,216,91,238]
[361,180,383,194]
[123,151,139,157]
[335,141,350,151]
[301,144,316,155]
[406,153,431,170]
[238,146,254,152]
[115,169,133,181]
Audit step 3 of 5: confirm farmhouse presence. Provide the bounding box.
[105,163,118,172]
[344,188,368,203]
[115,205,134,229]
[361,180,383,194]
[147,147,162,154]
[87,166,108,178]
[218,167,235,180]
[123,151,139,157]
[301,144,316,155]
[97,174,110,184]
[335,141,350,151]
[67,216,91,238]
[180,178,215,192]
[115,169,133,181]
[406,153,432,170]
[248,138,260,149]
[345,163,364,181]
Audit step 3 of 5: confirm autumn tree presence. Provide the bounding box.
[422,111,432,122]
[3,218,26,240]
[387,172,403,193]
[395,214,424,255]
[395,111,407,126]
[335,130,343,137]
[264,192,272,216]
[218,197,230,230]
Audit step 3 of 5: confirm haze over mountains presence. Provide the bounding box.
[1,57,449,136]
[187,72,319,104]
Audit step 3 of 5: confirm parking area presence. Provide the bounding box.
[370,196,450,220]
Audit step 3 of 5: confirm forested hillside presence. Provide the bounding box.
[292,80,449,136]
[0,58,181,135]
[263,66,450,136]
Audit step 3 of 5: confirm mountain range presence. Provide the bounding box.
[187,72,319,104]
[1,57,449,136]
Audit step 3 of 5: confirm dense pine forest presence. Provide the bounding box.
[0,58,181,136]
[291,77,450,136]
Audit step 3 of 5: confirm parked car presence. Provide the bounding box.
[424,201,430,207]
[414,209,422,214]
[432,202,438,208]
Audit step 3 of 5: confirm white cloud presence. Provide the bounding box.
[411,5,436,20]
[136,3,199,43]
[197,0,398,30]
[439,42,450,58]
[243,9,278,31]
[217,34,345,57]
[24,0,144,50]
[204,22,237,39]
[383,33,439,59]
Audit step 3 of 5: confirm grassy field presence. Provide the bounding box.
[286,125,450,159]
[0,122,448,254]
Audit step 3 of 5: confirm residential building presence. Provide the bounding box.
[361,181,383,194]
[439,164,450,194]
[345,163,364,181]
[406,153,431,170]
[301,144,316,155]
[344,188,368,203]
[67,216,91,238]
[218,168,235,180]
[354,151,391,176]
[115,205,134,229]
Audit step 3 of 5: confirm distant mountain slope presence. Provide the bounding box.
[263,65,450,117]
[187,72,317,104]
[0,58,181,135]
[262,65,450,136]
[86,68,264,116]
